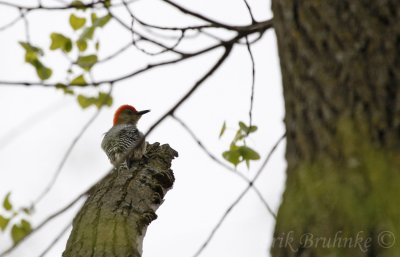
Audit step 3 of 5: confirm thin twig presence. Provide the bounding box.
[0,101,66,151]
[0,163,116,257]
[161,0,236,30]
[0,0,121,11]
[32,106,105,205]
[98,42,133,63]
[171,115,275,217]
[245,36,256,130]
[145,44,233,137]
[192,133,286,257]
[21,10,30,42]
[0,19,272,87]
[112,45,233,169]
[0,12,25,31]
[37,222,72,257]
[134,15,215,31]
[0,191,87,257]
[122,0,182,57]
[242,0,256,23]
[33,86,112,205]
[108,8,186,56]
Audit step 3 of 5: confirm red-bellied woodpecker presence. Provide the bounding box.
[101,104,150,169]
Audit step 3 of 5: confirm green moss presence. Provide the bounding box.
[272,118,400,256]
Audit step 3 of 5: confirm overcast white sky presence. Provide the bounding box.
[0,0,286,256]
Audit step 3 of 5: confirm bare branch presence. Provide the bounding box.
[0,12,25,31]
[0,19,272,87]
[242,0,256,24]
[0,101,66,151]
[37,222,71,257]
[245,36,256,129]
[108,8,187,56]
[134,15,215,31]
[161,0,236,30]
[192,133,286,257]
[171,115,276,217]
[0,0,137,11]
[0,190,87,257]
[145,44,233,137]
[98,42,133,63]
[21,9,30,42]
[32,106,105,205]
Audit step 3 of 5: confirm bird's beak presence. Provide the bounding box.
[137,110,150,115]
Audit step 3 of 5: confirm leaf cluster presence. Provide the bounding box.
[0,193,32,244]
[19,8,113,109]
[219,121,260,168]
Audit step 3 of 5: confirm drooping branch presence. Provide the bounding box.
[192,133,285,257]
[62,143,178,257]
[0,18,272,87]
[171,114,276,217]
[37,222,71,257]
[0,190,86,257]
[33,106,104,205]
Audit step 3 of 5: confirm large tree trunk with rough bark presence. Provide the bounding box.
[62,143,177,257]
[271,1,400,256]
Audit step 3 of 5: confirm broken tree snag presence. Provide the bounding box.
[62,143,178,257]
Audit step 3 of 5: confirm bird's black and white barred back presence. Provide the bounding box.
[101,104,150,169]
[101,123,146,169]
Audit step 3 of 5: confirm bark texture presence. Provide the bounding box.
[271,1,400,256]
[62,143,177,257]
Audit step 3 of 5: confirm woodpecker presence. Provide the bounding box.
[101,104,150,169]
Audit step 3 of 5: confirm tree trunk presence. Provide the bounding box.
[271,1,400,256]
[62,143,177,257]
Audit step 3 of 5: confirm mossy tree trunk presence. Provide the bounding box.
[62,143,177,257]
[271,1,400,256]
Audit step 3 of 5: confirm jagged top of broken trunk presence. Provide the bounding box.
[63,142,178,257]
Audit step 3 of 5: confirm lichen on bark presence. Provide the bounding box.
[62,143,178,257]
[271,0,400,256]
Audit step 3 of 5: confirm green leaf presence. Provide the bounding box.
[71,74,87,86]
[222,149,241,166]
[94,14,111,28]
[71,0,86,9]
[50,33,72,53]
[11,220,32,244]
[32,60,52,80]
[3,192,12,211]
[77,94,94,109]
[76,54,98,71]
[55,83,74,95]
[239,121,248,132]
[104,0,112,7]
[238,146,260,160]
[0,215,10,231]
[21,207,32,215]
[95,92,113,108]
[20,219,32,232]
[69,14,86,30]
[79,26,95,41]
[19,42,43,63]
[219,121,226,138]
[233,130,245,143]
[76,39,87,52]
[19,42,43,55]
[248,125,257,133]
[77,92,112,109]
[95,41,100,51]
[245,159,250,169]
[91,13,97,24]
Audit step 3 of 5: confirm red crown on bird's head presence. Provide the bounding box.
[113,105,138,125]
